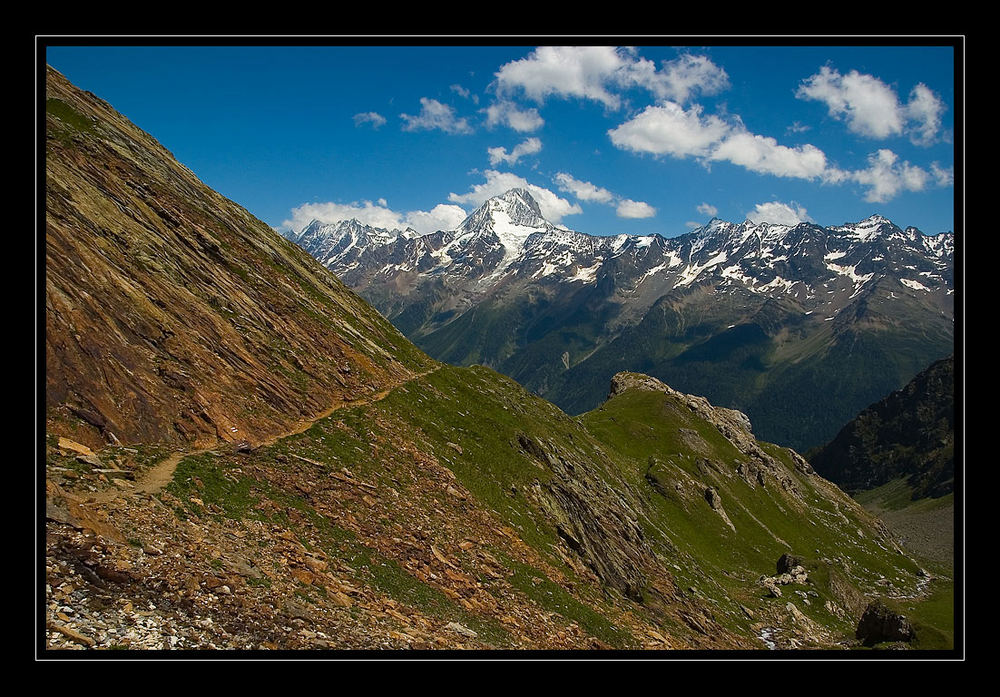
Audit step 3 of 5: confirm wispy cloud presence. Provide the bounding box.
[488,137,543,166]
[553,172,656,219]
[353,112,386,129]
[400,98,473,134]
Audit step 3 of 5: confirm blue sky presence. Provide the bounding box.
[45,42,957,237]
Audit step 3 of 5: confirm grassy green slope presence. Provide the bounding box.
[157,363,948,649]
[577,386,942,646]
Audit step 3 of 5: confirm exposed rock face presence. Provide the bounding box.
[704,487,735,531]
[856,600,916,646]
[610,373,759,456]
[777,553,805,575]
[518,434,652,601]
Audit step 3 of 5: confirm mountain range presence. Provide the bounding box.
[284,189,954,451]
[43,66,954,653]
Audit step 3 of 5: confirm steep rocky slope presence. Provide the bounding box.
[46,66,431,450]
[48,364,939,651]
[43,67,947,653]
[809,355,955,498]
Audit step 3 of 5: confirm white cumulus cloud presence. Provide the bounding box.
[488,137,543,166]
[697,202,718,217]
[495,46,628,108]
[709,132,829,179]
[848,149,932,203]
[616,199,657,219]
[553,172,615,203]
[283,199,468,235]
[495,46,729,109]
[483,100,545,132]
[746,201,812,226]
[609,102,828,180]
[608,100,953,203]
[796,66,946,146]
[400,98,473,134]
[641,53,730,103]
[404,204,469,233]
[906,83,947,146]
[608,102,730,158]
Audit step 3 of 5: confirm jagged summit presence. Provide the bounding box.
[456,188,553,238]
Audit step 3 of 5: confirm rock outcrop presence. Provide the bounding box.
[608,372,807,500]
[856,600,917,646]
[810,355,954,498]
[518,434,653,601]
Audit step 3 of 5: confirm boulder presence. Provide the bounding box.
[855,600,916,646]
[777,553,805,575]
[761,577,782,598]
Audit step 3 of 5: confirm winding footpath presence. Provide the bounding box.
[92,365,441,502]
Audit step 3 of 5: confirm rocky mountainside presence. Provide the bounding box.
[288,190,954,451]
[46,67,432,451]
[809,355,955,499]
[43,67,949,653]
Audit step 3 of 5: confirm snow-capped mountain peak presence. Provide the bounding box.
[287,189,953,319]
[457,188,550,236]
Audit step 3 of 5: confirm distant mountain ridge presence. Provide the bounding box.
[285,189,953,310]
[288,189,954,451]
